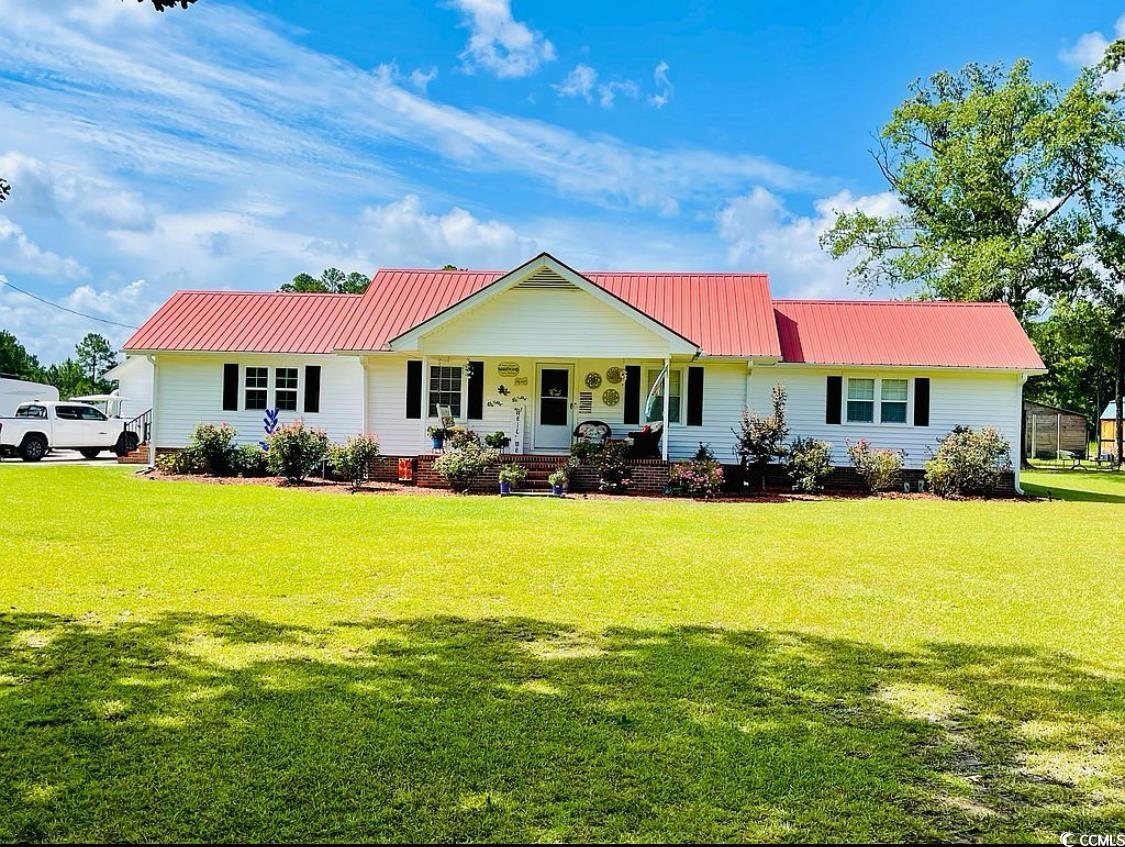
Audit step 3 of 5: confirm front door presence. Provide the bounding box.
[534,365,572,451]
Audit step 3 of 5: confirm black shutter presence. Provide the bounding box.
[914,377,930,427]
[304,365,321,414]
[624,365,641,425]
[222,363,239,411]
[405,360,422,419]
[687,366,704,426]
[826,376,842,425]
[467,360,484,420]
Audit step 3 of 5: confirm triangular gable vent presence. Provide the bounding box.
[513,266,578,290]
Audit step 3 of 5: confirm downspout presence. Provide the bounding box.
[1014,373,1028,495]
[361,358,369,436]
[146,354,158,469]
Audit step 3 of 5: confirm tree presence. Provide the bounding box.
[74,333,119,390]
[820,58,1124,323]
[43,359,90,400]
[0,331,44,380]
[734,384,789,489]
[278,268,370,294]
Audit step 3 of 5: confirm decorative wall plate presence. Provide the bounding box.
[601,388,620,407]
[497,361,520,377]
[605,366,623,384]
[584,371,602,389]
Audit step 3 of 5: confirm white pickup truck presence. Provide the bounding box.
[0,401,139,461]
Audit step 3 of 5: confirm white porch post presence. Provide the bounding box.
[419,355,429,451]
[360,358,369,436]
[147,354,159,468]
[661,356,670,461]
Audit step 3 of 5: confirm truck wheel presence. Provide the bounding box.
[80,448,102,459]
[19,435,47,462]
[115,432,140,457]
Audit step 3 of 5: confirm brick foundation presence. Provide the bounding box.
[413,452,670,494]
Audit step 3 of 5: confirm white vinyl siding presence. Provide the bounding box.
[152,353,362,447]
[747,367,1024,470]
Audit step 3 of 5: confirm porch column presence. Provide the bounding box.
[147,354,159,468]
[661,356,670,461]
[360,358,369,436]
[419,356,429,450]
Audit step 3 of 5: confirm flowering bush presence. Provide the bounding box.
[668,445,724,497]
[230,444,269,478]
[734,384,788,488]
[155,448,202,475]
[266,421,329,483]
[787,437,833,493]
[569,439,632,493]
[433,441,500,492]
[846,439,905,493]
[189,422,239,475]
[924,426,1011,497]
[329,434,381,489]
[497,463,528,487]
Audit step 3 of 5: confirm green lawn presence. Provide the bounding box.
[1,466,1123,842]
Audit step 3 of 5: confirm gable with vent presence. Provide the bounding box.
[387,254,697,357]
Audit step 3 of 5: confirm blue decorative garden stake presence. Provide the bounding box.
[260,408,279,450]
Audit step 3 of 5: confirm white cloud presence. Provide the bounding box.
[448,0,555,79]
[716,188,904,298]
[0,216,87,280]
[357,194,536,267]
[554,64,598,101]
[648,61,673,108]
[0,153,153,231]
[409,66,438,93]
[553,64,639,109]
[1060,15,1125,88]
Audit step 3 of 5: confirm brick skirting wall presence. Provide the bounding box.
[752,463,1016,495]
[412,453,671,494]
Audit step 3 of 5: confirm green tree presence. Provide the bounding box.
[74,333,119,390]
[0,331,44,380]
[43,359,91,400]
[278,268,370,294]
[820,58,1124,321]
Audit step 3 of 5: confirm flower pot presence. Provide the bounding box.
[551,483,563,496]
[431,436,443,450]
[500,481,512,495]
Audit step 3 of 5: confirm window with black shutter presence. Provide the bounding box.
[624,365,641,425]
[914,377,930,426]
[686,366,704,426]
[406,360,422,419]
[304,365,321,414]
[466,360,484,420]
[826,376,842,424]
[222,363,239,411]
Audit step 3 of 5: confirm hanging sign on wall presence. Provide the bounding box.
[497,361,520,378]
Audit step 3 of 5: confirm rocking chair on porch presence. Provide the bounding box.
[572,420,612,446]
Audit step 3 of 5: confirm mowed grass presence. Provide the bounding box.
[1,466,1123,842]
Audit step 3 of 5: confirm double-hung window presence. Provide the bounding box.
[429,365,462,418]
[880,379,908,423]
[846,378,876,423]
[275,367,298,411]
[644,368,682,424]
[245,367,268,410]
[846,377,909,424]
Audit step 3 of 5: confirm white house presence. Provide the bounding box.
[121,252,1045,490]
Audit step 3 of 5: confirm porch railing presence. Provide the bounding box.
[125,408,152,446]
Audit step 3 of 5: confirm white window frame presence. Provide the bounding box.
[843,376,913,426]
[274,366,299,412]
[245,366,269,411]
[644,366,684,426]
[428,364,465,420]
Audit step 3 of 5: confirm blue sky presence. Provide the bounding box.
[0,0,1122,361]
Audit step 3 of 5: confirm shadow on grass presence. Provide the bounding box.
[1,613,1122,842]
[1022,470,1125,504]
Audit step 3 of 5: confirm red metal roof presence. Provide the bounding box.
[773,300,1045,370]
[124,291,362,354]
[334,268,781,357]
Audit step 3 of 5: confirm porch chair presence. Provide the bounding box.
[572,420,612,445]
[627,421,663,459]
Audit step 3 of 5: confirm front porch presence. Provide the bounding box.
[372,453,672,494]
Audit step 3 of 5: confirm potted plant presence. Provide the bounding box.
[426,425,447,450]
[548,467,568,496]
[497,462,527,495]
[484,431,511,451]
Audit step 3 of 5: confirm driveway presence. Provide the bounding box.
[1,449,124,467]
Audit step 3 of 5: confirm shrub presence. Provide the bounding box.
[497,463,527,487]
[734,384,788,488]
[924,426,1012,497]
[155,448,201,475]
[187,422,238,475]
[433,441,499,493]
[230,444,269,478]
[846,439,905,493]
[484,431,511,450]
[329,434,381,489]
[548,467,569,488]
[447,428,481,450]
[570,439,632,493]
[787,437,833,493]
[266,421,329,483]
[668,444,724,498]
